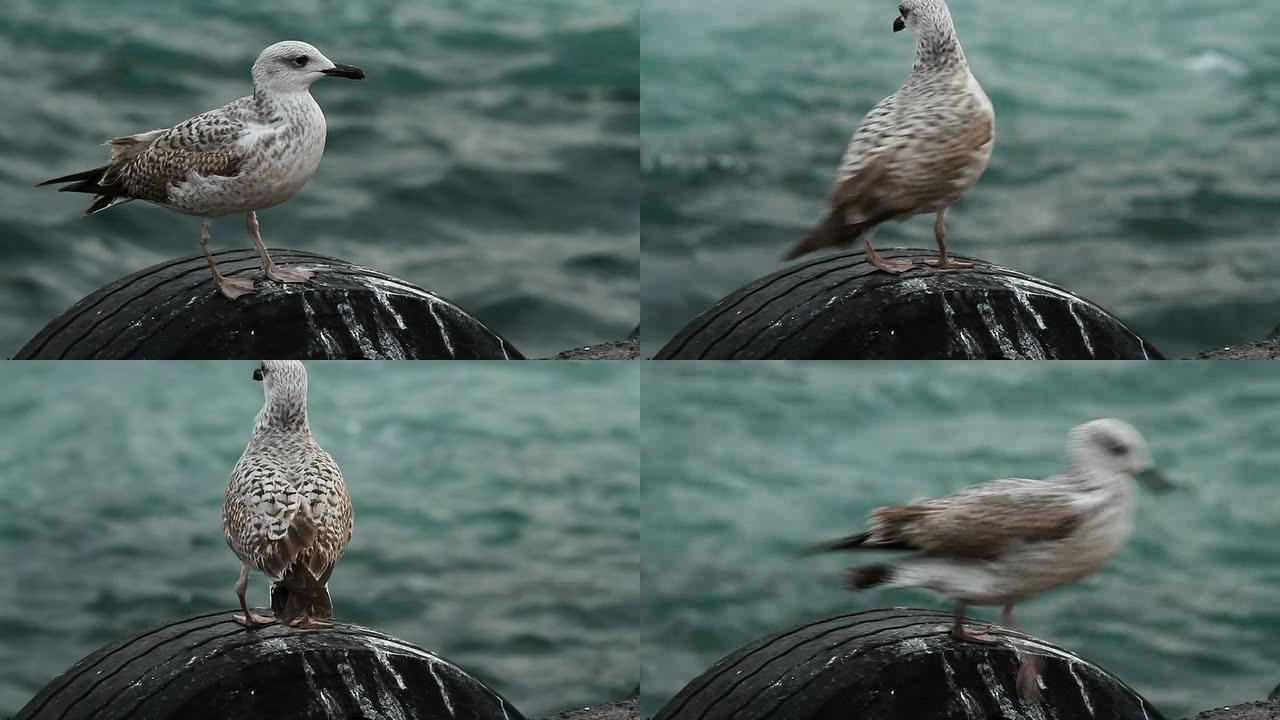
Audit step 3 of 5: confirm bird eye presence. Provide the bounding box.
[898,5,909,17]
[293,55,309,67]
[1102,437,1127,456]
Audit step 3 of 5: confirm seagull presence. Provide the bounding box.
[37,41,365,300]
[813,419,1170,697]
[223,360,354,629]
[784,0,995,272]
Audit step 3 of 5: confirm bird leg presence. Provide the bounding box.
[202,218,257,300]
[923,208,973,269]
[1002,604,1043,700]
[950,602,999,645]
[246,211,313,284]
[232,563,275,628]
[1001,604,1016,629]
[863,237,915,274]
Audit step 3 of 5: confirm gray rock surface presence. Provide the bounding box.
[552,339,639,360]
[543,696,639,720]
[1193,339,1280,360]
[1193,322,1280,359]
[1184,701,1280,720]
[551,326,640,359]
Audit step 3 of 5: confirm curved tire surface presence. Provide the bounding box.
[655,607,1166,720]
[15,609,526,720]
[13,249,524,359]
[655,249,1161,360]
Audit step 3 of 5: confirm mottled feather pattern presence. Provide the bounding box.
[224,361,352,622]
[832,63,994,226]
[99,98,251,202]
[824,419,1156,606]
[867,478,1083,559]
[802,0,994,253]
[96,91,326,216]
[223,437,350,581]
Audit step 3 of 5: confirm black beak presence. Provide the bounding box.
[1135,467,1174,493]
[321,63,366,80]
[893,16,906,32]
[252,369,263,382]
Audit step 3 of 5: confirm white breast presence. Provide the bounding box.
[232,95,327,210]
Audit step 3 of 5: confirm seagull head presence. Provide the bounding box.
[252,360,310,432]
[251,41,365,94]
[1067,419,1173,491]
[253,360,308,398]
[893,0,952,35]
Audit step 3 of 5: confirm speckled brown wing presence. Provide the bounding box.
[868,478,1082,559]
[106,99,255,203]
[271,444,352,622]
[113,147,246,203]
[828,152,902,222]
[869,111,994,215]
[223,451,313,579]
[300,445,353,575]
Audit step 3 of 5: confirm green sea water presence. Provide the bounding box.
[0,0,638,358]
[641,362,1280,717]
[0,361,639,717]
[641,0,1280,358]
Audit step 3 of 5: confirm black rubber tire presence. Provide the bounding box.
[654,249,1162,359]
[654,607,1167,720]
[12,249,525,359]
[15,609,526,720]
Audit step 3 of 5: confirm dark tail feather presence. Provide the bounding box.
[85,195,134,215]
[271,556,335,623]
[783,211,873,261]
[271,580,333,623]
[37,164,132,216]
[270,521,336,625]
[809,531,913,554]
[36,165,110,188]
[808,531,873,554]
[311,586,334,618]
[844,564,893,590]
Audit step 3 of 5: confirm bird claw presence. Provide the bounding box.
[232,611,275,629]
[265,266,314,284]
[923,257,974,269]
[951,626,1001,645]
[868,257,916,274]
[289,616,333,629]
[217,276,258,301]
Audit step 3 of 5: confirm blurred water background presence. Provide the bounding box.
[0,361,639,717]
[1,0,638,358]
[642,362,1280,716]
[642,0,1280,357]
